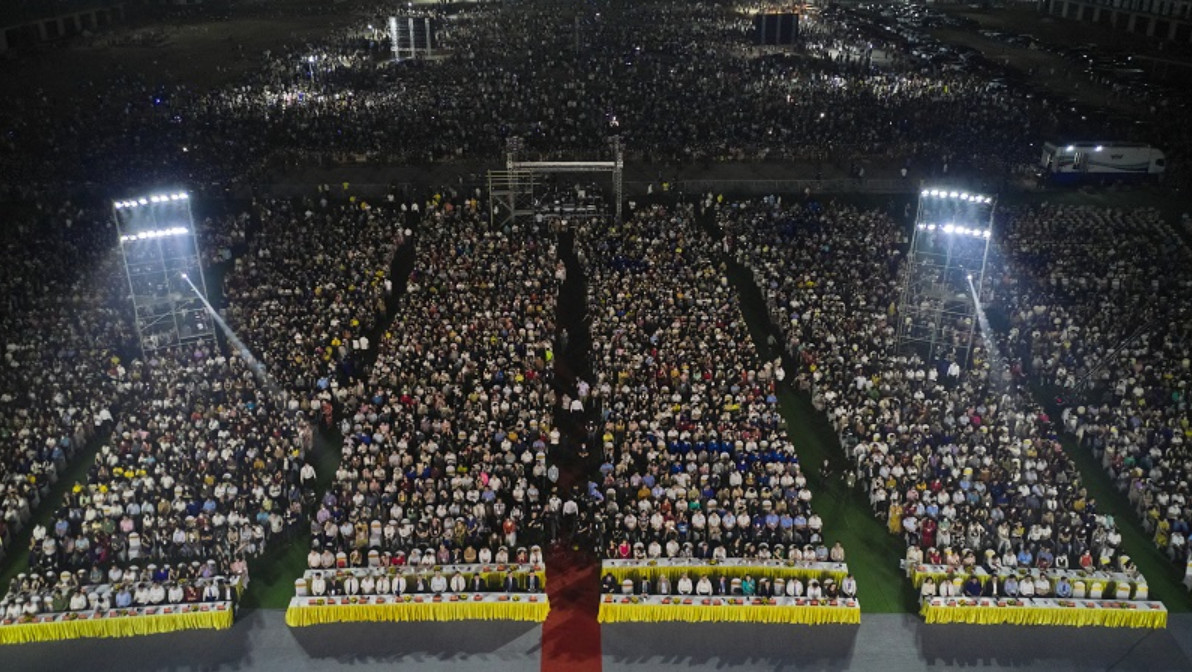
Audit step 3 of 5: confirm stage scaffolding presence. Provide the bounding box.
[113,192,216,356]
[895,186,996,368]
[487,135,623,228]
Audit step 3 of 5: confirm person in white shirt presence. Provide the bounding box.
[695,575,713,596]
[920,578,936,599]
[308,548,322,569]
[938,578,956,597]
[677,573,694,595]
[1033,576,1050,597]
[148,583,166,604]
[375,574,391,595]
[841,575,857,598]
[343,574,360,595]
[1019,578,1036,597]
[360,574,376,595]
[430,571,448,594]
[786,578,804,597]
[311,573,327,596]
[69,591,89,611]
[806,580,823,599]
[393,574,408,595]
[449,572,466,592]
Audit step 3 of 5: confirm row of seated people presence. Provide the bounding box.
[306,543,546,568]
[905,543,1135,574]
[303,569,544,596]
[918,573,1132,600]
[601,572,857,598]
[609,539,845,563]
[988,205,1192,566]
[722,199,1132,583]
[2,562,237,621]
[580,205,849,579]
[312,204,561,568]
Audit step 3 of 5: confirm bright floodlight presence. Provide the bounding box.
[921,190,929,197]
[983,229,992,238]
[119,226,189,243]
[943,224,956,234]
[138,198,148,205]
[959,192,969,201]
[949,191,959,199]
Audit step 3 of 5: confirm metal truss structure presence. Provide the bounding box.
[895,186,996,368]
[487,135,623,228]
[113,192,216,355]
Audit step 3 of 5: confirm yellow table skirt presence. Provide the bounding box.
[0,609,234,645]
[598,603,860,625]
[603,564,847,585]
[920,602,1167,629]
[286,600,549,626]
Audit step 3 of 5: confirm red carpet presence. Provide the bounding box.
[541,545,602,672]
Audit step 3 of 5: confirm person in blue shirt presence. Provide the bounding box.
[1016,547,1033,567]
[114,586,133,608]
[1003,576,1019,597]
[962,575,982,597]
[1055,576,1073,598]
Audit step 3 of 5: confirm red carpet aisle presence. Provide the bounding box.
[541,545,602,672]
[541,227,602,672]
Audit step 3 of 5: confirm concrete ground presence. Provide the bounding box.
[2,610,1191,672]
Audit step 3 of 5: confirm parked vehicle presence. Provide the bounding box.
[1038,141,1166,183]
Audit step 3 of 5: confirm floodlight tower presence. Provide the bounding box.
[895,186,996,369]
[113,192,217,356]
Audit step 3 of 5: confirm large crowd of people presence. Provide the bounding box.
[0,175,436,613]
[5,0,1192,636]
[989,204,1192,566]
[0,0,1112,197]
[0,204,134,565]
[308,202,563,570]
[222,198,408,395]
[724,199,1132,576]
[581,204,839,565]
